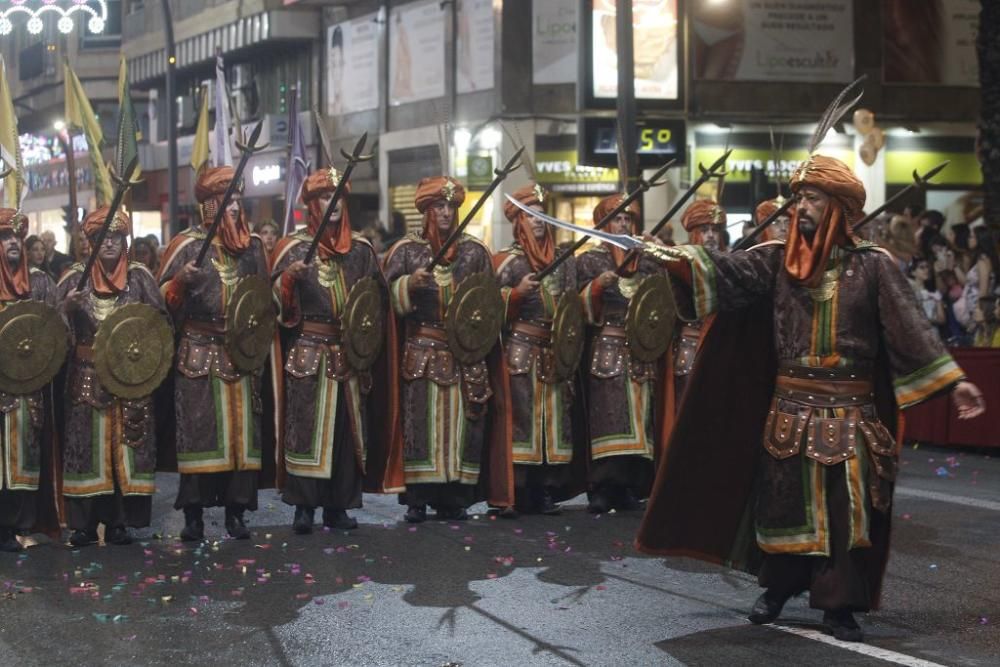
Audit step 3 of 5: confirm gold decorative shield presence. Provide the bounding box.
[625,274,677,363]
[552,292,585,381]
[225,275,277,372]
[93,303,174,399]
[0,301,68,394]
[343,277,384,372]
[445,271,504,365]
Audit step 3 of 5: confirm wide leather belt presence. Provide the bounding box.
[598,325,627,338]
[510,320,552,345]
[183,319,226,337]
[774,374,874,408]
[301,320,342,339]
[414,324,448,343]
[75,344,94,363]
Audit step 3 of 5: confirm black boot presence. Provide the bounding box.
[225,507,250,540]
[539,489,562,516]
[106,525,133,546]
[0,528,22,553]
[587,489,610,514]
[617,487,643,511]
[69,528,98,548]
[436,506,468,521]
[322,508,358,530]
[180,506,204,542]
[404,505,427,524]
[823,610,864,642]
[498,506,519,519]
[292,506,315,535]
[748,589,791,625]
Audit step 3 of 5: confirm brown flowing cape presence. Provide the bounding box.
[635,296,899,609]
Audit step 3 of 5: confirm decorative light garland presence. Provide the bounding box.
[0,1,109,37]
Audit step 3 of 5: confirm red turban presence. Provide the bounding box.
[787,155,866,287]
[503,183,553,272]
[0,208,30,301]
[196,166,251,255]
[414,176,466,264]
[82,207,131,295]
[300,167,353,258]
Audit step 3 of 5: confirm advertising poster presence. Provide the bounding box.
[591,0,679,100]
[457,0,495,93]
[327,13,380,116]
[883,0,979,86]
[691,0,854,82]
[389,1,446,105]
[533,0,578,85]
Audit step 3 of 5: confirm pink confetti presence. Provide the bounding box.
[596,585,607,591]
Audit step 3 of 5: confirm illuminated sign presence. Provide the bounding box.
[579,117,686,168]
[252,163,282,187]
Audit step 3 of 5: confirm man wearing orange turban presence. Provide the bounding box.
[58,207,169,547]
[0,209,59,552]
[576,194,663,514]
[382,176,512,523]
[270,167,403,534]
[680,198,726,250]
[157,166,273,541]
[753,197,790,243]
[638,155,985,642]
[493,183,583,516]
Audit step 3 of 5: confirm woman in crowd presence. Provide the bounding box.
[254,219,281,255]
[960,224,1000,332]
[908,257,946,331]
[24,234,46,271]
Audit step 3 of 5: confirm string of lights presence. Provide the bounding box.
[0,1,108,36]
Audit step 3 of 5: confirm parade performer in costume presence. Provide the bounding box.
[158,166,273,541]
[59,208,169,546]
[271,167,403,533]
[755,197,791,243]
[637,155,985,642]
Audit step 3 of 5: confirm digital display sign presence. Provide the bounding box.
[579,117,686,168]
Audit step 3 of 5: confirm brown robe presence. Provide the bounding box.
[0,269,58,533]
[158,230,273,510]
[57,264,168,529]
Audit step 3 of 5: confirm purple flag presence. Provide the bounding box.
[282,85,310,234]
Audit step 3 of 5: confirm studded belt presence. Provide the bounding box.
[598,325,626,338]
[413,324,448,343]
[301,320,342,340]
[510,320,552,346]
[183,319,226,338]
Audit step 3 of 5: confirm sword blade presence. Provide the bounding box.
[504,195,643,251]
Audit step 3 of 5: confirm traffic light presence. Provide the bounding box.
[278,83,287,115]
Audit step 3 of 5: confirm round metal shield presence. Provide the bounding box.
[445,272,504,365]
[552,292,585,382]
[625,274,677,363]
[225,275,277,372]
[0,301,68,394]
[93,303,174,399]
[343,277,385,371]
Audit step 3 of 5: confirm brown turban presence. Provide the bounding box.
[593,194,640,276]
[195,166,250,255]
[786,155,866,288]
[82,207,130,295]
[300,167,353,258]
[755,197,789,243]
[0,208,30,301]
[503,183,553,272]
[414,176,466,264]
[681,199,726,232]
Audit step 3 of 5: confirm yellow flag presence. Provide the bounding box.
[0,56,23,209]
[190,84,210,174]
[64,61,113,206]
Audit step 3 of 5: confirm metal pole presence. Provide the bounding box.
[59,131,79,254]
[162,0,180,237]
[615,0,640,227]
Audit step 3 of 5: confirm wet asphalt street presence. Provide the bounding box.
[0,444,997,667]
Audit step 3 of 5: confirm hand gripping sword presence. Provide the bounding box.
[303,133,377,265]
[75,156,141,292]
[534,158,675,281]
[426,146,525,271]
[194,120,268,267]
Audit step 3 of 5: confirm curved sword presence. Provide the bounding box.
[504,195,644,251]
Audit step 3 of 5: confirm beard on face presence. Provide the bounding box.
[797,215,818,239]
[5,245,21,266]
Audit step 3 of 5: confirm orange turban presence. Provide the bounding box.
[0,208,30,302]
[755,198,781,224]
[681,199,726,232]
[82,207,131,295]
[196,166,251,255]
[503,183,553,272]
[787,155,866,288]
[300,167,353,258]
[414,176,466,264]
[593,194,640,276]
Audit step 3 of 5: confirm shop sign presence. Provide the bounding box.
[535,149,619,194]
[252,163,282,187]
